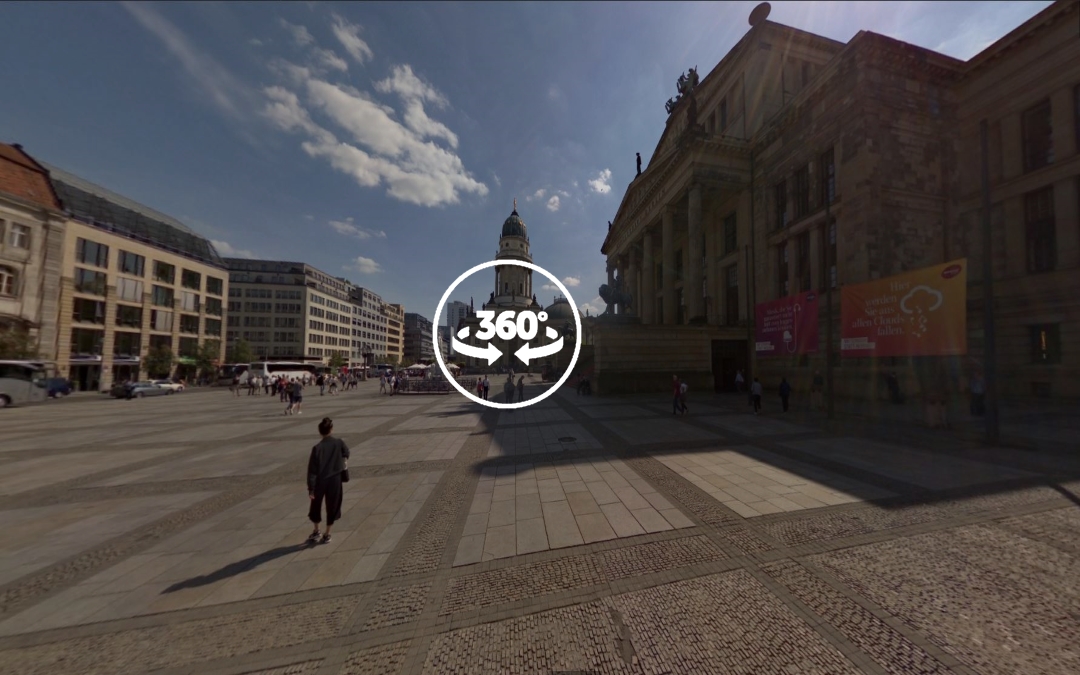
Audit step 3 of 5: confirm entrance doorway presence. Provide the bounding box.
[711,340,747,393]
[70,365,101,392]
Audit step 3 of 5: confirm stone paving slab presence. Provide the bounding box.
[87,442,304,487]
[657,446,894,518]
[0,448,180,495]
[576,403,658,419]
[455,456,693,565]
[487,422,601,457]
[781,437,1035,490]
[602,418,722,445]
[494,406,573,426]
[347,432,469,465]
[699,414,818,436]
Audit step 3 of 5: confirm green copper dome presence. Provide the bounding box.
[545,296,575,322]
[501,209,528,239]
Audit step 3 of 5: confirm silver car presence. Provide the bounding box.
[124,382,173,399]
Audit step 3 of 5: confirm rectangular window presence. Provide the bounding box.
[70,328,104,355]
[113,332,141,357]
[180,291,199,312]
[204,297,222,316]
[1024,187,1055,273]
[72,298,106,324]
[76,238,109,267]
[74,268,107,296]
[723,213,737,255]
[115,304,143,328]
[181,269,202,290]
[206,276,223,296]
[674,249,684,281]
[778,245,789,297]
[178,337,199,358]
[797,232,811,291]
[1030,324,1061,364]
[9,223,31,249]
[117,250,145,276]
[153,261,175,284]
[1021,99,1053,172]
[774,181,787,229]
[820,147,835,205]
[0,264,15,296]
[151,309,173,332]
[227,316,239,327]
[116,277,143,302]
[204,318,222,336]
[149,334,172,350]
[793,165,810,219]
[179,314,200,334]
[152,285,174,307]
[719,98,728,131]
[725,265,739,325]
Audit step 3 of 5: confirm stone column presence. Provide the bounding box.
[627,251,639,317]
[705,221,718,324]
[687,184,704,321]
[661,208,676,324]
[100,284,118,391]
[641,230,655,324]
[810,226,823,292]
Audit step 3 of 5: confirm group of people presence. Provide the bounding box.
[379,371,408,395]
[230,371,365,416]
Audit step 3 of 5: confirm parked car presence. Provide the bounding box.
[46,377,73,398]
[111,381,172,399]
[152,379,185,392]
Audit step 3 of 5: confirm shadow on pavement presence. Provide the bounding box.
[162,543,310,593]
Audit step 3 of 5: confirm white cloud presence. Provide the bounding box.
[280,18,314,46]
[121,2,251,120]
[579,296,605,316]
[348,256,382,274]
[331,13,374,64]
[249,38,264,46]
[548,84,561,100]
[328,217,386,240]
[526,189,546,202]
[313,47,348,72]
[588,168,612,194]
[491,172,501,187]
[546,195,560,212]
[304,214,314,220]
[374,65,458,148]
[212,239,257,259]
[562,276,580,287]
[541,284,557,291]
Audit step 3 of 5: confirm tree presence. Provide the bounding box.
[0,326,38,360]
[327,352,347,370]
[144,345,174,379]
[195,340,221,379]
[226,338,253,364]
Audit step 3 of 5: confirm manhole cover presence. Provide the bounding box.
[558,436,576,443]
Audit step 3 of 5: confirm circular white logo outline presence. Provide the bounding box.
[432,259,581,409]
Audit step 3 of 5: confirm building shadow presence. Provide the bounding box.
[162,543,309,594]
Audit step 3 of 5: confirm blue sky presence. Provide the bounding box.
[0,1,1051,324]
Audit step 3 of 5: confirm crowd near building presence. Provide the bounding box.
[0,143,409,391]
[596,0,1080,401]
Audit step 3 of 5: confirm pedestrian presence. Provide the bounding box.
[751,378,763,415]
[779,377,791,413]
[476,377,484,399]
[503,376,514,403]
[231,374,240,397]
[672,375,683,415]
[482,376,490,400]
[307,417,350,545]
[292,378,304,414]
[969,371,986,417]
[318,373,326,396]
[517,375,525,402]
[679,379,689,415]
[379,373,387,395]
[811,370,824,410]
[735,369,745,393]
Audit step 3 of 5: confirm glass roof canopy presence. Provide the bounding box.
[42,162,225,269]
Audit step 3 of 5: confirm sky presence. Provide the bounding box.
[0,1,1052,324]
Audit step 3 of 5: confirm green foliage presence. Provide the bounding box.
[144,345,174,379]
[226,338,254,364]
[0,326,38,360]
[327,352,347,370]
[196,340,221,378]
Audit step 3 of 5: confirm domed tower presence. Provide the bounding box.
[489,200,533,310]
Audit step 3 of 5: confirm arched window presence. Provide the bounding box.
[0,266,16,296]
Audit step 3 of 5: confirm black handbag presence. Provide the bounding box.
[341,460,350,483]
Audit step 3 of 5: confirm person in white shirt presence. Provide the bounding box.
[750,378,763,415]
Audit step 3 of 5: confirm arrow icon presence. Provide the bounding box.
[514,337,565,365]
[452,337,504,365]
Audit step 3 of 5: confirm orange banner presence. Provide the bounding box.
[840,259,967,358]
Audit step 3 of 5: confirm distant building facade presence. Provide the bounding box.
[600,0,1080,399]
[446,300,469,331]
[404,312,434,363]
[385,303,405,363]
[349,286,388,365]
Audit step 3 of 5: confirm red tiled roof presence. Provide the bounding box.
[0,143,62,211]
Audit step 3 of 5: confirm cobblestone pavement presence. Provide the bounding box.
[0,378,1077,675]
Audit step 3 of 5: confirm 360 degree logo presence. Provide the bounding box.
[433,260,582,410]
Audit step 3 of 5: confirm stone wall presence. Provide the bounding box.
[590,322,725,395]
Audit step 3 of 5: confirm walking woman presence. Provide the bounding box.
[307,417,350,544]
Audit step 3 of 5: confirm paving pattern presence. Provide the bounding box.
[0,378,1076,675]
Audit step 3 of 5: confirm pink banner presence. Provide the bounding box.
[755,291,819,357]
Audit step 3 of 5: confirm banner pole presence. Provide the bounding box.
[825,166,835,421]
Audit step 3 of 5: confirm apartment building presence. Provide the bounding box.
[224,259,352,364]
[385,303,405,363]
[404,312,434,363]
[349,286,388,365]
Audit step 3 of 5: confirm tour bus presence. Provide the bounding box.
[215,363,249,386]
[246,361,321,382]
[0,360,50,408]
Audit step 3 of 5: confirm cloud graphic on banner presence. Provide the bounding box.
[900,285,943,338]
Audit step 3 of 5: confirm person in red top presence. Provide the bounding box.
[672,374,686,415]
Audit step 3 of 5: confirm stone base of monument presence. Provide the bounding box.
[586,320,745,396]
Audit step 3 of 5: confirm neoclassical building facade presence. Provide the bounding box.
[601,0,1080,400]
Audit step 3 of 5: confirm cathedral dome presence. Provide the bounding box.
[544,296,575,322]
[501,208,528,239]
